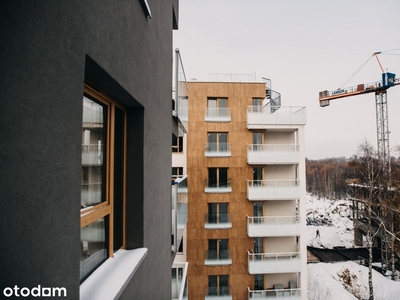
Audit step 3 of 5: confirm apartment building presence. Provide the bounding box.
[1,1,181,299]
[185,77,307,300]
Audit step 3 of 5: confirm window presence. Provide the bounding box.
[208,203,228,224]
[253,167,263,186]
[208,275,229,296]
[254,274,264,290]
[80,85,126,282]
[205,98,230,121]
[208,167,228,188]
[172,134,183,153]
[207,132,228,152]
[208,239,229,260]
[252,98,263,112]
[172,167,184,180]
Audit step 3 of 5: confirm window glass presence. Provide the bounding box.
[81,97,106,208]
[80,217,107,281]
[219,168,228,187]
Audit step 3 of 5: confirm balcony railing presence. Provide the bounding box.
[205,286,232,300]
[205,179,232,193]
[247,287,302,300]
[205,142,232,157]
[247,106,306,128]
[247,180,300,201]
[247,144,300,165]
[205,214,232,229]
[204,250,232,266]
[248,252,301,274]
[205,107,231,122]
[247,216,300,237]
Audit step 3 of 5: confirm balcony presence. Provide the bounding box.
[205,107,231,122]
[172,262,188,300]
[204,250,232,266]
[246,106,306,129]
[205,286,232,300]
[205,179,232,193]
[247,180,300,201]
[248,287,302,300]
[247,144,300,165]
[248,252,301,274]
[205,142,232,157]
[172,176,188,252]
[205,214,232,229]
[247,216,300,237]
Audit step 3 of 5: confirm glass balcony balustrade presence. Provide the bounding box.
[204,250,232,266]
[247,216,300,237]
[205,179,232,193]
[204,286,232,300]
[205,107,231,122]
[247,180,300,201]
[247,252,301,274]
[205,142,232,157]
[247,144,300,165]
[246,106,306,129]
[204,213,232,229]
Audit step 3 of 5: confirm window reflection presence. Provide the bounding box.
[80,218,107,281]
[81,96,106,209]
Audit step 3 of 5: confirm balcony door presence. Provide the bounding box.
[253,167,263,186]
[208,239,228,260]
[208,275,229,296]
[253,202,262,224]
[253,132,263,151]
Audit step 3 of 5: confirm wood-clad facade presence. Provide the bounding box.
[186,81,307,300]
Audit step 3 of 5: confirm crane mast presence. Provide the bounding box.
[318,53,400,275]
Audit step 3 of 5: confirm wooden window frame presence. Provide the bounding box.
[81,84,127,258]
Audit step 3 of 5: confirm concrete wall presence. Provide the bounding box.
[0,0,178,298]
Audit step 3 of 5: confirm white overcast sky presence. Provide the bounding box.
[173,0,400,159]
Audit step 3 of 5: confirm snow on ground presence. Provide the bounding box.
[306,194,355,249]
[308,261,400,300]
[306,193,400,299]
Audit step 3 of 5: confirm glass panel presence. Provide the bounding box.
[219,203,228,223]
[208,168,217,187]
[208,203,217,223]
[253,98,262,112]
[80,218,107,281]
[81,96,106,209]
[218,99,227,117]
[255,274,264,290]
[208,239,217,259]
[208,133,217,151]
[219,168,228,187]
[219,275,229,295]
[254,202,263,224]
[254,238,263,254]
[219,133,227,151]
[208,275,217,296]
[208,99,217,117]
[219,239,228,259]
[253,132,263,147]
[253,167,262,185]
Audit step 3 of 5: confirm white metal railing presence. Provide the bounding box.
[247,106,306,127]
[247,216,300,237]
[247,144,300,164]
[247,180,300,200]
[248,251,301,274]
[205,108,231,122]
[247,287,302,299]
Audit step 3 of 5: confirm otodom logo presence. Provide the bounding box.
[3,285,67,298]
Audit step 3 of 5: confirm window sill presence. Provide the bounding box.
[80,248,148,300]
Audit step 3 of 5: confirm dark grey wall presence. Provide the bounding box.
[0,0,178,298]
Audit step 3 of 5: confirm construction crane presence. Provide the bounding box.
[318,51,400,274]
